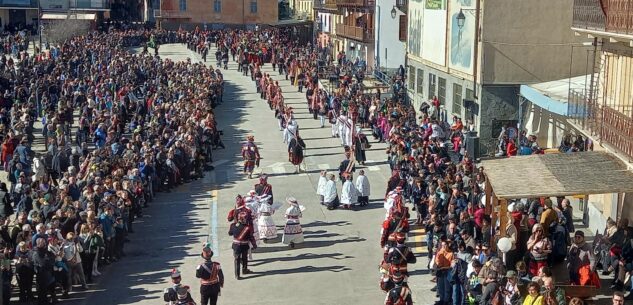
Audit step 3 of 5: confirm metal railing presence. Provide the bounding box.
[336,0,375,8]
[335,23,374,42]
[573,0,633,36]
[154,9,190,19]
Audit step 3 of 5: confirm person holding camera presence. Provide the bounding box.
[63,231,87,291]
[540,277,565,305]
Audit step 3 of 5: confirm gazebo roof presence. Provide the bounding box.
[480,151,633,199]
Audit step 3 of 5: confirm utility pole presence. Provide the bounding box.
[38,0,42,52]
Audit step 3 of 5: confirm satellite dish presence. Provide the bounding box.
[497,237,512,253]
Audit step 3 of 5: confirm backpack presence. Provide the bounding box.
[491,285,503,305]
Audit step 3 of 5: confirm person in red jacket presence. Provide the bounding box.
[506,139,518,157]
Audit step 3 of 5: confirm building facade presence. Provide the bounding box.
[331,0,374,68]
[406,0,587,147]
[156,0,278,28]
[374,0,406,70]
[0,0,110,30]
[569,0,633,228]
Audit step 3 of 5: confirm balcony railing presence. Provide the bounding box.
[314,0,338,10]
[70,0,110,9]
[336,24,374,42]
[396,0,408,12]
[606,0,633,36]
[572,0,606,31]
[154,9,190,19]
[573,0,633,36]
[0,0,37,8]
[568,89,633,161]
[337,0,376,8]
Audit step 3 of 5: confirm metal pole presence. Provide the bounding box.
[375,5,380,70]
[38,0,42,52]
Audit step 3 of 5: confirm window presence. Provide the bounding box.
[250,0,257,13]
[416,68,424,94]
[428,74,436,100]
[438,77,446,105]
[452,83,463,116]
[214,0,221,12]
[465,88,476,121]
[179,0,186,11]
[408,67,415,92]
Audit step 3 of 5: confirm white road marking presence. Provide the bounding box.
[213,159,229,167]
[272,166,286,174]
[368,166,381,172]
[318,164,330,170]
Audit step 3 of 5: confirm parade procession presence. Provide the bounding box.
[0,1,633,305]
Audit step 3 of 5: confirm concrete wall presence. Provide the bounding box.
[479,85,520,144]
[374,0,405,70]
[482,0,589,85]
[161,0,278,25]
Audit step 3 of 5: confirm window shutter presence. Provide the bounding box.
[399,15,407,42]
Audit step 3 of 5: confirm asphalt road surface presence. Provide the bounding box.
[65,43,435,305]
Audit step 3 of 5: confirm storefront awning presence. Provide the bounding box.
[41,13,96,20]
[481,151,633,199]
[519,74,595,116]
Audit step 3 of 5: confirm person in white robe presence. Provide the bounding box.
[340,174,358,209]
[317,171,328,205]
[256,195,278,241]
[337,113,352,146]
[283,119,298,144]
[282,197,304,248]
[383,186,403,219]
[355,169,370,206]
[322,174,339,210]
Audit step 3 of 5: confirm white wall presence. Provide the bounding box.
[374,0,405,70]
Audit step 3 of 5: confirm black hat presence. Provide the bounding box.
[574,230,585,237]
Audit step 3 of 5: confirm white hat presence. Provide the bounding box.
[286,197,299,205]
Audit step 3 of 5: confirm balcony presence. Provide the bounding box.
[572,0,633,37]
[396,0,407,12]
[568,90,633,161]
[154,9,190,19]
[0,0,37,8]
[70,0,110,10]
[314,0,339,11]
[336,0,375,8]
[336,23,374,42]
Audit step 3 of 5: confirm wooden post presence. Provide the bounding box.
[490,193,498,251]
[499,198,508,238]
[484,177,492,212]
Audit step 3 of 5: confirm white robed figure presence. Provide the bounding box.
[337,113,353,146]
[283,119,298,144]
[282,197,305,248]
[355,170,370,206]
[257,195,280,240]
[383,186,403,219]
[244,194,260,260]
[316,171,328,205]
[340,175,358,209]
[322,174,339,210]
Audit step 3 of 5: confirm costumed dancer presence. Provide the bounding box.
[254,175,273,204]
[288,131,306,173]
[282,197,305,248]
[355,169,370,207]
[283,117,298,144]
[317,171,328,205]
[164,269,195,305]
[340,174,358,209]
[337,112,353,146]
[338,149,356,186]
[228,212,257,280]
[384,272,413,305]
[241,135,260,179]
[227,195,253,227]
[195,244,223,305]
[353,127,370,165]
[381,207,410,260]
[329,107,339,138]
[385,232,416,280]
[256,195,278,241]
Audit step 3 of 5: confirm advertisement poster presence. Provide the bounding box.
[449,0,475,74]
[421,0,446,66]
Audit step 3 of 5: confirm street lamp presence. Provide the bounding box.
[457,9,465,29]
[390,6,397,19]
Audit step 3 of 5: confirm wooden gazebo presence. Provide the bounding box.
[480,151,633,237]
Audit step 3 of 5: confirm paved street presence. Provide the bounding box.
[60,43,434,305]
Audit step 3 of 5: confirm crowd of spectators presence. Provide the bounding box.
[0,28,225,304]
